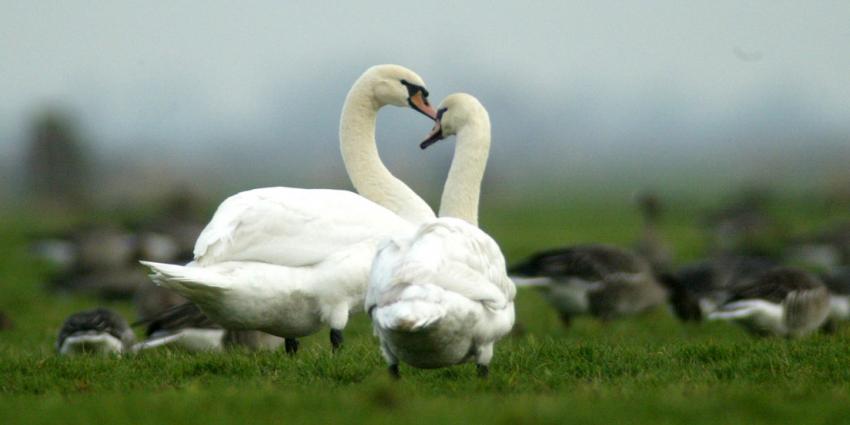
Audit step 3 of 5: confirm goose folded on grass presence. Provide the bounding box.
[141,65,438,353]
[42,224,149,299]
[367,94,515,378]
[132,303,283,352]
[785,221,850,271]
[56,308,135,355]
[706,267,830,337]
[660,255,778,322]
[510,244,666,326]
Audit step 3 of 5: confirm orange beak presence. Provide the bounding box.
[408,91,438,121]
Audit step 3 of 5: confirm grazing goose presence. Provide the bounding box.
[44,224,150,299]
[661,256,778,322]
[132,303,283,352]
[633,191,673,275]
[56,308,135,355]
[141,65,437,353]
[129,189,209,262]
[367,94,515,378]
[785,221,850,271]
[510,244,666,325]
[704,191,784,257]
[707,267,830,337]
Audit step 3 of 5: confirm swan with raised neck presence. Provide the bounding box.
[420,93,491,226]
[340,65,438,224]
[365,93,514,377]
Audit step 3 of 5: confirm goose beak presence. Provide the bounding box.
[408,91,438,121]
[420,120,444,149]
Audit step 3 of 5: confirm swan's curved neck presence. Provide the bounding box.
[339,82,434,224]
[439,114,491,226]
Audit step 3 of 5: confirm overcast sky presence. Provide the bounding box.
[2,1,849,197]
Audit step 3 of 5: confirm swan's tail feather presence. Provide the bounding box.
[374,302,445,332]
[373,284,446,332]
[140,261,229,298]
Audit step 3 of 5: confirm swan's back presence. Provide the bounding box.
[367,218,514,315]
[194,187,413,267]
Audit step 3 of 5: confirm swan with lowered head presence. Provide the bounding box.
[366,94,516,378]
[141,65,438,353]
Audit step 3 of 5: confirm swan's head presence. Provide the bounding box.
[364,64,437,120]
[420,93,488,149]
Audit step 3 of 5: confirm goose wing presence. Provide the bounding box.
[728,267,824,303]
[510,244,647,281]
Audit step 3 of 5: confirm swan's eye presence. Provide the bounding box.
[400,80,428,99]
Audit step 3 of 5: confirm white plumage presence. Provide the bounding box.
[140,65,437,350]
[366,94,515,376]
[192,187,412,267]
[367,218,515,370]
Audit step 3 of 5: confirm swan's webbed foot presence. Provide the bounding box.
[330,329,344,352]
[284,338,299,355]
[476,364,489,379]
[388,364,401,380]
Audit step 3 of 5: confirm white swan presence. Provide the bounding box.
[366,94,516,378]
[141,65,437,352]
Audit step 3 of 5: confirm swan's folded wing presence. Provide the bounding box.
[194,187,411,267]
[395,218,515,308]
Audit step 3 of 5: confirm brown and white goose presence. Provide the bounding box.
[510,244,666,326]
[707,267,830,337]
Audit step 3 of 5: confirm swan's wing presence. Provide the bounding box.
[382,218,514,309]
[194,187,412,267]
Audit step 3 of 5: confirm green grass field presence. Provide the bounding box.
[2,196,849,424]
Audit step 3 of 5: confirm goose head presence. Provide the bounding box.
[364,65,437,120]
[420,93,488,149]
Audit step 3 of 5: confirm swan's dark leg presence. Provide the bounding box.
[284,338,299,355]
[330,329,344,352]
[476,364,489,378]
[388,364,401,379]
